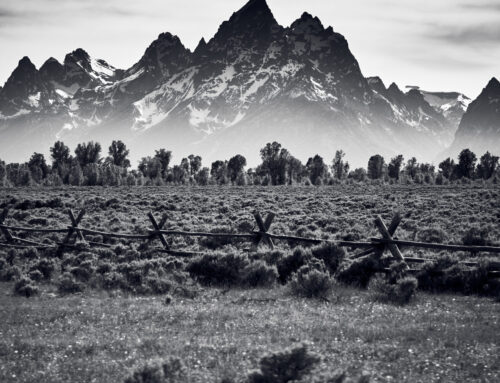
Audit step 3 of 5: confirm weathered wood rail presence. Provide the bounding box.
[0,208,499,274]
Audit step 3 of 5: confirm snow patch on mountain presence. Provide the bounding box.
[27,92,41,108]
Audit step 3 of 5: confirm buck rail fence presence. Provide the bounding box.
[0,208,499,278]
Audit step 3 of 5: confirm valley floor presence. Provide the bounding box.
[0,285,499,382]
[0,185,499,382]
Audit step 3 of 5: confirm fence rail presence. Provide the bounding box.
[0,208,499,275]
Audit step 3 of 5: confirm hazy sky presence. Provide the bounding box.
[0,0,499,98]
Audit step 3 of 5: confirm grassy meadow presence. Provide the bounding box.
[0,184,499,382]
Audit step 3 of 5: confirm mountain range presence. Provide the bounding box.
[0,0,498,167]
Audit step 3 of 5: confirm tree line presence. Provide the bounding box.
[0,140,498,187]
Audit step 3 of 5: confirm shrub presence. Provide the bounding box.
[247,344,319,383]
[186,252,249,286]
[124,357,186,383]
[142,275,173,295]
[199,227,239,250]
[97,261,113,274]
[241,260,278,288]
[28,217,48,226]
[0,265,21,282]
[14,276,39,297]
[416,256,497,296]
[101,271,127,290]
[465,260,498,295]
[19,247,39,260]
[417,227,447,243]
[462,226,491,247]
[310,243,345,274]
[70,260,96,282]
[336,256,382,288]
[256,249,286,266]
[28,269,44,281]
[58,272,84,294]
[31,258,56,279]
[369,275,418,305]
[290,263,333,299]
[236,220,254,233]
[415,256,458,292]
[277,247,310,284]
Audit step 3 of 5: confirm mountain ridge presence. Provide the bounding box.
[0,0,496,167]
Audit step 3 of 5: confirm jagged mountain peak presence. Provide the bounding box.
[388,82,401,92]
[127,31,191,80]
[227,0,277,29]
[42,57,61,66]
[488,76,499,85]
[17,56,36,70]
[39,57,65,83]
[485,76,500,92]
[387,82,405,100]
[154,32,185,47]
[236,0,274,19]
[291,12,324,31]
[40,57,63,72]
[65,48,90,62]
[64,48,92,73]
[406,87,425,100]
[447,77,500,158]
[195,37,207,50]
[0,56,49,116]
[367,76,387,94]
[139,32,189,64]
[207,0,280,54]
[0,0,491,167]
[3,56,39,88]
[194,37,208,59]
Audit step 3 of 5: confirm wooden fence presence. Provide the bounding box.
[0,208,499,277]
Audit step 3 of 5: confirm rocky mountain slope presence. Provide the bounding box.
[0,0,483,166]
[445,77,500,158]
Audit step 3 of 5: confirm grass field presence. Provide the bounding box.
[0,185,499,382]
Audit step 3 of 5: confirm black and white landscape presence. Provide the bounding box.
[1,1,500,383]
[1,0,498,167]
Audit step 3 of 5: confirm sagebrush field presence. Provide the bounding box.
[0,184,499,382]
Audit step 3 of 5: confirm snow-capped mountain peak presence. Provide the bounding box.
[0,0,496,167]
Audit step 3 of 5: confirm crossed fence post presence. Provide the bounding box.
[148,212,170,250]
[251,211,275,250]
[0,208,14,243]
[372,212,407,268]
[56,209,86,257]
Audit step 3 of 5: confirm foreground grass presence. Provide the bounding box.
[1,285,498,383]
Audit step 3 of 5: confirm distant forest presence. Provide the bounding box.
[0,140,498,187]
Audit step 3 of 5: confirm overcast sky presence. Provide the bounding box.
[1,0,499,98]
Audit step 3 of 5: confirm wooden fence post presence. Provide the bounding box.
[373,213,406,265]
[56,209,86,257]
[69,210,86,242]
[0,208,14,243]
[148,212,170,250]
[252,211,275,250]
